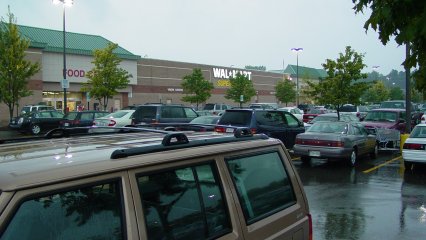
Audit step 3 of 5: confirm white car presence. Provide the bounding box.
[93,109,135,130]
[278,107,303,122]
[402,123,426,169]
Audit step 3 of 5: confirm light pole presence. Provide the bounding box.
[53,0,73,113]
[291,48,303,106]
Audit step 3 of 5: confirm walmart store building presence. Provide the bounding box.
[0,25,305,125]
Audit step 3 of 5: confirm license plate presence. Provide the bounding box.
[64,123,69,127]
[309,151,320,157]
[226,128,234,133]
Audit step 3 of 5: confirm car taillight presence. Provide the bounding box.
[108,120,116,126]
[73,120,80,124]
[250,128,257,134]
[215,126,226,133]
[295,138,302,144]
[403,143,423,150]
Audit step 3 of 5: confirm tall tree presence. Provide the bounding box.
[181,68,213,109]
[0,9,40,119]
[389,87,404,100]
[304,46,369,119]
[362,81,389,103]
[275,79,296,106]
[225,72,256,108]
[353,0,426,91]
[81,43,131,111]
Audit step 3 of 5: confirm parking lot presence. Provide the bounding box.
[1,127,425,239]
[291,151,426,240]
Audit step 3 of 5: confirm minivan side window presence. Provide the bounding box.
[1,181,124,240]
[226,151,296,224]
[137,163,231,240]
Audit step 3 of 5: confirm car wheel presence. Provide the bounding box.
[404,161,413,170]
[348,149,357,167]
[370,143,378,159]
[31,124,41,135]
[301,156,311,164]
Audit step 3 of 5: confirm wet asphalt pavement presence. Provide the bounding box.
[293,152,426,240]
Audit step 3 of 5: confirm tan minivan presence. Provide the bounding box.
[0,128,312,239]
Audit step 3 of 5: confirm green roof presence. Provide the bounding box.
[281,65,327,79]
[16,24,140,60]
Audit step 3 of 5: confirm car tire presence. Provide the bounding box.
[370,143,378,159]
[301,156,311,164]
[404,161,413,170]
[348,149,357,167]
[31,124,41,135]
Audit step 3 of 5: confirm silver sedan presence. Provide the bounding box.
[293,121,378,166]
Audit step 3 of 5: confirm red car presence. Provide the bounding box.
[303,108,328,123]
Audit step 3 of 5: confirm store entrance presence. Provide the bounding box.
[42,91,82,112]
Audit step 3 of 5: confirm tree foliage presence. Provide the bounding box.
[181,68,213,109]
[362,81,389,103]
[275,79,296,106]
[245,65,266,71]
[0,9,40,119]
[303,46,369,119]
[81,43,131,111]
[389,87,404,100]
[353,0,426,91]
[225,72,256,108]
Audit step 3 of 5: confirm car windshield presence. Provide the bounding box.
[409,126,426,138]
[190,116,219,124]
[364,111,398,122]
[64,112,78,120]
[105,111,131,118]
[340,105,357,112]
[308,109,324,114]
[203,104,215,110]
[380,101,405,109]
[311,115,337,123]
[308,122,348,134]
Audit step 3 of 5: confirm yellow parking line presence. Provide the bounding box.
[363,155,402,174]
[292,157,300,161]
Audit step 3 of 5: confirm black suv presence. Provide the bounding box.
[215,109,305,148]
[9,110,64,135]
[131,104,199,124]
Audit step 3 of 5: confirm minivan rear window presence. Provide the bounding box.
[218,111,252,125]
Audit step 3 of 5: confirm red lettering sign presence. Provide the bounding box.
[66,69,86,78]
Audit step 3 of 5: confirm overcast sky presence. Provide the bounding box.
[1,0,405,75]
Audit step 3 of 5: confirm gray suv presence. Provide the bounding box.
[0,128,312,239]
[131,104,199,125]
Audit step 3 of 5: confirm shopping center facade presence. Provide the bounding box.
[0,25,324,125]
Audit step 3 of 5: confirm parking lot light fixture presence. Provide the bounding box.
[291,48,303,106]
[52,0,73,113]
